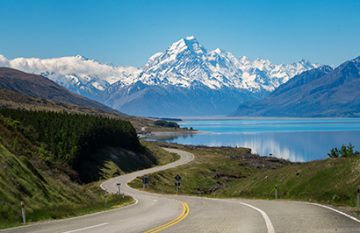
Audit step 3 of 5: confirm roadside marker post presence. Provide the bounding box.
[175,174,181,195]
[275,185,278,200]
[143,177,149,189]
[21,201,26,224]
[116,183,121,195]
[357,186,360,210]
[104,190,107,205]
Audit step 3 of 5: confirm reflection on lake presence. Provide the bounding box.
[148,119,360,162]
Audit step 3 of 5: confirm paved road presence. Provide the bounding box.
[2,148,360,233]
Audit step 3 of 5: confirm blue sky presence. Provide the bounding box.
[1,0,359,67]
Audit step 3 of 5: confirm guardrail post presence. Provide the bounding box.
[116,183,121,195]
[21,201,26,224]
[357,186,360,210]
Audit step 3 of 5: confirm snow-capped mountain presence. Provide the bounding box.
[0,36,320,116]
[231,56,360,117]
[133,36,319,92]
[0,54,140,99]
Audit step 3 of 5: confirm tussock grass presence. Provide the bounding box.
[0,143,135,229]
[130,144,360,208]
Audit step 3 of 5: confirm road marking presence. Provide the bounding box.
[309,203,360,224]
[61,222,108,233]
[238,202,275,233]
[144,200,189,233]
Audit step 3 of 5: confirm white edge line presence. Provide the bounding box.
[61,222,109,233]
[0,199,138,232]
[238,202,275,233]
[308,203,360,224]
[0,148,190,232]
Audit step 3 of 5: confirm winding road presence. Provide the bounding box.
[2,148,360,233]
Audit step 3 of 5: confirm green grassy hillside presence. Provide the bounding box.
[130,144,360,207]
[0,111,178,229]
[0,109,171,183]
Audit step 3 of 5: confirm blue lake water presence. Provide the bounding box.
[149,118,360,162]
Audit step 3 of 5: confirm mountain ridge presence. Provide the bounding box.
[0,67,122,115]
[231,56,360,117]
[0,37,320,116]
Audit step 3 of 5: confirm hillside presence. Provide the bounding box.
[231,56,360,117]
[0,67,121,115]
[130,144,360,208]
[0,110,178,227]
[0,86,122,116]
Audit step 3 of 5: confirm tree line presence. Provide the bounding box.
[0,109,140,167]
[154,120,180,128]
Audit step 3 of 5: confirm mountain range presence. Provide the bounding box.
[0,36,320,116]
[231,56,360,117]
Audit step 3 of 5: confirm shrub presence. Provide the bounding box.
[327,143,359,158]
[154,120,179,128]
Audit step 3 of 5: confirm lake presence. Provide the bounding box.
[148,118,360,162]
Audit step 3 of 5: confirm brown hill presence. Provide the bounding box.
[0,86,117,116]
[0,67,121,115]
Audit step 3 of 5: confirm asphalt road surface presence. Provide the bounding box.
[2,148,360,233]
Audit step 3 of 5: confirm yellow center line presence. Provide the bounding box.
[144,200,189,233]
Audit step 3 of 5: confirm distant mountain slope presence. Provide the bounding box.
[0,86,122,117]
[0,67,121,115]
[231,56,360,117]
[102,80,259,116]
[0,37,320,116]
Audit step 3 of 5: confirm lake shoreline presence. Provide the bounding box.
[138,129,209,139]
[144,118,360,162]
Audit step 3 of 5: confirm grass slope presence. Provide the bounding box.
[0,143,135,229]
[130,144,360,207]
[0,113,179,229]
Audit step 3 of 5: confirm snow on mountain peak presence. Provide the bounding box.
[214,48,222,54]
[183,37,207,55]
[138,37,320,91]
[75,55,88,60]
[166,36,207,57]
[168,38,188,54]
[0,37,320,97]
